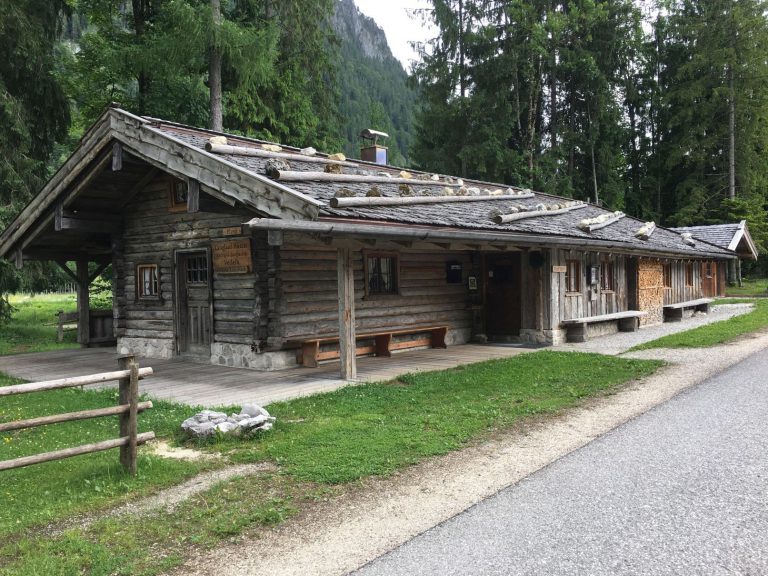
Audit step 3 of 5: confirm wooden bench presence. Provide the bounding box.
[295,325,448,368]
[561,311,647,343]
[55,309,116,345]
[663,298,713,322]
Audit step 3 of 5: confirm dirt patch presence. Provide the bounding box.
[44,461,277,537]
[151,439,220,461]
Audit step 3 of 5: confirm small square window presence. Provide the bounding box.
[137,264,158,298]
[365,253,399,296]
[169,179,188,212]
[565,259,581,293]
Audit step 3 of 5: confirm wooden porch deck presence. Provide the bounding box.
[0,344,535,407]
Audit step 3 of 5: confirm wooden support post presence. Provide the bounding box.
[337,247,357,380]
[57,310,64,343]
[118,355,140,475]
[76,260,90,346]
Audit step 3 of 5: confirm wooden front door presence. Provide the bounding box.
[701,261,717,297]
[485,254,521,339]
[176,251,212,357]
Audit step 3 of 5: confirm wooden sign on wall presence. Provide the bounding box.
[552,265,567,273]
[212,239,252,274]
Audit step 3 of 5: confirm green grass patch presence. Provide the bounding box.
[0,294,80,355]
[631,299,768,350]
[725,277,768,297]
[218,351,661,484]
[0,381,218,537]
[1,351,662,575]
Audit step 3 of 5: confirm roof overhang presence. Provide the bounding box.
[246,217,737,260]
[0,107,322,263]
[727,220,759,260]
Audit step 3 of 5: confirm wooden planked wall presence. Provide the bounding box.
[114,174,266,353]
[662,260,702,306]
[552,249,628,321]
[276,235,474,343]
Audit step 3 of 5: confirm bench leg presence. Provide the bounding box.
[566,324,587,343]
[301,341,320,368]
[375,334,392,357]
[664,308,683,322]
[432,327,448,349]
[618,317,639,332]
[696,303,710,313]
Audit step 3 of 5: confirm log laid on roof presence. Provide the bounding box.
[493,202,587,224]
[274,170,460,186]
[577,211,626,232]
[205,142,357,167]
[635,221,656,240]
[330,191,535,208]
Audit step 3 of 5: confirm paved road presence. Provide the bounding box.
[354,349,768,576]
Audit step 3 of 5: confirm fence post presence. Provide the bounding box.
[118,354,139,475]
[56,310,64,343]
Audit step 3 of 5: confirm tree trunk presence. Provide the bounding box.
[209,0,223,131]
[132,0,150,115]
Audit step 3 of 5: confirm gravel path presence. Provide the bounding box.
[169,317,768,576]
[556,302,754,355]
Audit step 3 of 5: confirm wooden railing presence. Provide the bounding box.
[0,355,154,475]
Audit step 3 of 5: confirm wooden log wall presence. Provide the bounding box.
[661,260,702,307]
[114,174,266,354]
[553,249,628,321]
[276,234,474,344]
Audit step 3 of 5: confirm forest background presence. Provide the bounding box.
[2,0,768,312]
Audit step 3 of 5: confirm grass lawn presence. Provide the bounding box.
[0,294,80,355]
[631,299,768,351]
[725,277,768,297]
[1,351,662,575]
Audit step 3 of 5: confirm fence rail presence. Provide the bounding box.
[0,355,154,475]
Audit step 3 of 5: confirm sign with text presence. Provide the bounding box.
[222,226,243,236]
[552,265,567,273]
[212,239,252,274]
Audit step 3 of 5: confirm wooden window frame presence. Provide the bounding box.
[136,264,160,300]
[600,259,615,292]
[663,262,672,290]
[363,251,400,298]
[703,261,713,279]
[685,262,694,287]
[565,259,582,295]
[168,178,189,213]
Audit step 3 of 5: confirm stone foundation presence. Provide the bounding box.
[118,337,174,359]
[519,328,566,346]
[211,343,297,371]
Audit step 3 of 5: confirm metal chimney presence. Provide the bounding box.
[360,129,389,165]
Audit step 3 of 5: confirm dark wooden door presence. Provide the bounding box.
[701,261,717,297]
[176,251,212,356]
[485,254,521,338]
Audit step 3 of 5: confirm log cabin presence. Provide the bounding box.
[0,106,737,378]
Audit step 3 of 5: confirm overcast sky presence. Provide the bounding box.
[353,0,435,72]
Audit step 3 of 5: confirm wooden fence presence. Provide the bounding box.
[0,355,154,475]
